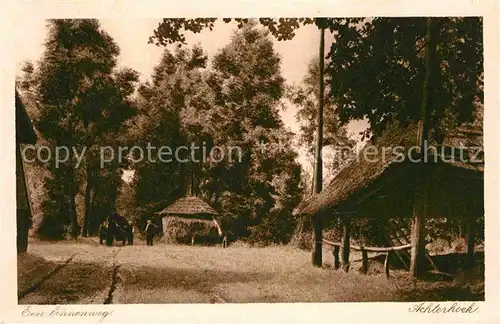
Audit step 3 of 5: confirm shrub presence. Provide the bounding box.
[37,194,72,240]
[247,208,296,246]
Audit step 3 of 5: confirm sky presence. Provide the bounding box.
[15,18,368,180]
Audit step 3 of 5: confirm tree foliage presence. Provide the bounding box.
[130,44,211,212]
[20,19,139,238]
[325,17,483,139]
[151,17,483,140]
[137,24,304,244]
[149,18,318,46]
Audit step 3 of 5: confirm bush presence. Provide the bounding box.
[289,215,312,250]
[247,208,296,246]
[37,196,72,240]
[37,212,69,240]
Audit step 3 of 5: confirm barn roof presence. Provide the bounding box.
[297,118,484,217]
[157,196,219,217]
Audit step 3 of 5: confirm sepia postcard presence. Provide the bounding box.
[1,1,499,323]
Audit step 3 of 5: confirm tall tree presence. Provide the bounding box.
[204,24,302,241]
[141,23,303,242]
[22,19,139,238]
[410,17,438,278]
[130,45,212,213]
[150,17,329,256]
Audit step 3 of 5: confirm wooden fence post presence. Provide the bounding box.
[342,215,350,272]
[361,246,368,274]
[465,217,475,266]
[321,238,411,277]
[410,16,435,278]
[311,25,325,267]
[333,245,340,270]
[385,252,390,278]
[410,176,429,278]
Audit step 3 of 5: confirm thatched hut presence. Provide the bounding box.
[16,90,37,253]
[157,196,223,245]
[296,117,484,277]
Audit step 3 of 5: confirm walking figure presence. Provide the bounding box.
[106,216,116,246]
[99,220,108,244]
[145,220,158,246]
[126,220,134,245]
[222,235,228,248]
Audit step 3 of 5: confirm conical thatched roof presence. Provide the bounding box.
[159,197,223,243]
[158,196,218,218]
[297,119,483,217]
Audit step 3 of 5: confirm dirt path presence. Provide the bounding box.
[103,248,123,304]
[18,241,484,303]
[18,244,122,304]
[18,254,76,300]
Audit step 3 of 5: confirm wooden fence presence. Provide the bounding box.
[322,238,411,277]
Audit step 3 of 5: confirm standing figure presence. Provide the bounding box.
[99,220,109,244]
[106,217,116,246]
[222,234,228,248]
[145,220,158,246]
[127,221,134,245]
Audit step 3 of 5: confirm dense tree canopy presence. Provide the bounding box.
[326,17,483,139]
[19,19,139,238]
[151,17,483,140]
[133,24,304,243]
[130,45,210,210]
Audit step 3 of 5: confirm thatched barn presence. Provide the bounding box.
[16,90,37,253]
[296,117,484,277]
[157,196,223,245]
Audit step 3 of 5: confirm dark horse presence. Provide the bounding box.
[100,212,129,246]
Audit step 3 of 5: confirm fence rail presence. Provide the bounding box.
[322,238,412,277]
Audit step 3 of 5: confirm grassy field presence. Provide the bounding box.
[17,239,484,304]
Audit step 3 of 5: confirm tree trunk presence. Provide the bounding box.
[89,187,99,235]
[410,17,438,278]
[68,177,79,238]
[65,118,80,239]
[311,25,325,267]
[312,26,325,195]
[312,214,323,266]
[333,245,340,269]
[82,169,94,237]
[410,177,429,277]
